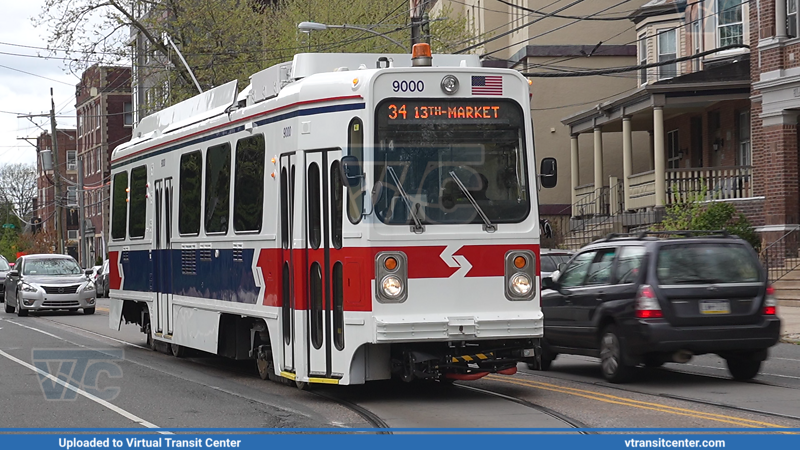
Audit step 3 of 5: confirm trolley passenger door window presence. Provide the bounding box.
[153,178,174,336]
[279,153,298,372]
[305,149,343,379]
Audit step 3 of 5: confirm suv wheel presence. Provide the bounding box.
[600,325,634,383]
[726,358,761,381]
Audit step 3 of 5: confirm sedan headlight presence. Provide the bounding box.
[381,275,403,298]
[509,273,532,296]
[21,282,39,293]
[84,282,96,291]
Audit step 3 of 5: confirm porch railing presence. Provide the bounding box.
[760,228,800,283]
[666,166,753,204]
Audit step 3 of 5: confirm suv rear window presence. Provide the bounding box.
[656,244,762,285]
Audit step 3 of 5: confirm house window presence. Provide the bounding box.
[639,34,648,84]
[658,29,677,79]
[67,150,77,171]
[124,102,133,126]
[67,186,78,206]
[789,0,798,38]
[739,111,751,167]
[693,20,702,71]
[667,130,681,169]
[717,0,743,47]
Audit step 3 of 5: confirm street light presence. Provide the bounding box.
[297,21,407,52]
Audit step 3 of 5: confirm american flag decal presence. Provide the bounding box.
[471,75,503,95]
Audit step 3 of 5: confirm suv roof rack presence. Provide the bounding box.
[599,230,732,242]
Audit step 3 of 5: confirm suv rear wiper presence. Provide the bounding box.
[387,166,424,234]
[449,171,496,233]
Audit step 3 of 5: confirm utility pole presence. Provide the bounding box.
[49,88,65,254]
[78,157,86,268]
[410,0,423,47]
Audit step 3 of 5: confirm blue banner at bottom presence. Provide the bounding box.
[0,433,797,450]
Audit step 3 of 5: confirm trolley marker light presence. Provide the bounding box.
[504,250,537,301]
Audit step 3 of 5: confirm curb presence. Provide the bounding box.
[780,333,800,344]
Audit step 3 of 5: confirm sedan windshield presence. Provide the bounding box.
[0,259,9,271]
[374,98,529,226]
[23,258,83,276]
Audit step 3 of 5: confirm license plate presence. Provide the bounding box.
[700,300,730,314]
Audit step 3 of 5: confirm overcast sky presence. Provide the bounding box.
[0,0,82,167]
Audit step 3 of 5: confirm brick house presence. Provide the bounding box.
[75,65,133,265]
[558,0,762,246]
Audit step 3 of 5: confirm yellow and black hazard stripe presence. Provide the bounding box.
[451,352,495,363]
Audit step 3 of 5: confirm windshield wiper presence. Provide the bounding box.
[449,171,496,232]
[387,167,424,234]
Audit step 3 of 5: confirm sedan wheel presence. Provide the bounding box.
[599,325,633,383]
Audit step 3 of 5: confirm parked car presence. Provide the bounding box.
[0,255,10,302]
[90,264,103,283]
[3,254,97,316]
[540,249,573,285]
[538,231,781,383]
[96,259,109,298]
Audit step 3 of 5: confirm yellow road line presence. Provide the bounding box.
[487,375,786,429]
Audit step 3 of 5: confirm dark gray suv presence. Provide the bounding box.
[540,231,781,383]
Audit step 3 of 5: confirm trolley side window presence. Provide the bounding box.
[346,118,363,224]
[205,143,231,234]
[111,171,128,240]
[179,151,202,235]
[233,134,265,232]
[129,165,147,238]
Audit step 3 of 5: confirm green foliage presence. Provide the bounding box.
[654,189,760,252]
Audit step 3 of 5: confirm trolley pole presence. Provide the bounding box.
[49,88,65,254]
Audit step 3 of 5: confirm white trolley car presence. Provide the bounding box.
[108,44,557,386]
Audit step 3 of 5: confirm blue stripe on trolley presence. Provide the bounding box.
[119,248,260,304]
[111,102,365,170]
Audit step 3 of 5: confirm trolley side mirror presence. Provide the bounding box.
[540,157,557,189]
[340,155,363,188]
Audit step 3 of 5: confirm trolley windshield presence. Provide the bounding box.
[374,98,530,226]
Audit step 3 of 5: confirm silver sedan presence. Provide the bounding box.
[3,254,96,316]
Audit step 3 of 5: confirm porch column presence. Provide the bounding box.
[653,106,666,208]
[570,134,579,208]
[593,127,604,214]
[622,116,633,211]
[777,0,788,39]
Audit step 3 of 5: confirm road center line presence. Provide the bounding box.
[0,348,165,432]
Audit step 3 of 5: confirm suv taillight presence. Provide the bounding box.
[764,286,777,315]
[635,285,663,319]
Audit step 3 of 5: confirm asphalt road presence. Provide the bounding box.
[2,299,799,431]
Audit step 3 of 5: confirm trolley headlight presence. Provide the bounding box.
[441,75,459,95]
[21,282,39,293]
[509,273,532,296]
[381,276,403,298]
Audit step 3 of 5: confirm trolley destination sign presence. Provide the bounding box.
[380,100,511,123]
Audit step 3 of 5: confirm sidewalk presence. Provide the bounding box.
[779,305,800,343]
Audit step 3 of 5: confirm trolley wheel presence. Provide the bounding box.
[145,323,156,351]
[295,380,310,391]
[256,351,273,381]
[171,343,186,358]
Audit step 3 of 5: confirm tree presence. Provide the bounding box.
[36,0,473,106]
[0,163,37,221]
[653,189,760,252]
